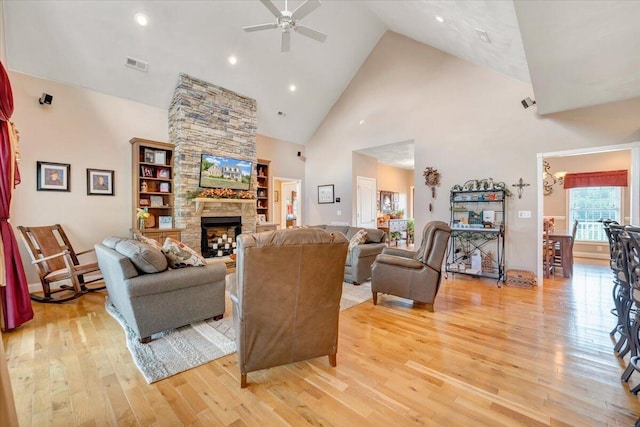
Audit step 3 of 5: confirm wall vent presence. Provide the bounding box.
[125,57,149,72]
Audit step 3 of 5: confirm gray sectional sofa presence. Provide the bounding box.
[95,240,227,343]
[309,225,387,285]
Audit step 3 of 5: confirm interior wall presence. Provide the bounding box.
[305,30,640,274]
[257,134,305,225]
[10,71,168,283]
[544,150,631,257]
[376,163,413,218]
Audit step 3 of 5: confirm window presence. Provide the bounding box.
[568,187,621,242]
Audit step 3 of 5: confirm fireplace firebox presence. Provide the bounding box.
[201,216,242,258]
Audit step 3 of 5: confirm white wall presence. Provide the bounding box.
[305,31,640,273]
[11,71,168,282]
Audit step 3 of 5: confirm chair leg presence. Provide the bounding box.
[213,314,223,321]
[328,354,336,367]
[139,336,152,344]
[241,373,248,388]
[372,292,377,305]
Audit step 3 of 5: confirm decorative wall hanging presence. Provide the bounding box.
[511,178,530,199]
[423,167,441,198]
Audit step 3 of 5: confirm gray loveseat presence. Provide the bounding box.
[95,240,227,343]
[309,225,387,285]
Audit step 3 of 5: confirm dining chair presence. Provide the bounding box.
[542,220,555,279]
[609,223,633,358]
[18,224,104,303]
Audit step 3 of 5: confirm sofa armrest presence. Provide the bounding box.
[375,254,425,270]
[381,247,415,259]
[352,242,387,258]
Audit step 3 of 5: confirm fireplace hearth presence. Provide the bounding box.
[201,216,242,258]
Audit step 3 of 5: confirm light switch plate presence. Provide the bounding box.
[518,210,532,218]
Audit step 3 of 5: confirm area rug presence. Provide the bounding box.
[106,281,372,383]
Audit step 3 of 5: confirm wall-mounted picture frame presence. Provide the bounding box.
[156,167,170,179]
[380,190,394,213]
[318,184,335,204]
[37,161,70,192]
[86,168,114,196]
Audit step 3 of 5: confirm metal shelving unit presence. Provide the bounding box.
[446,189,506,285]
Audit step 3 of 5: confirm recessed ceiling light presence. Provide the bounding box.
[359,119,365,125]
[134,13,148,27]
[228,55,237,65]
[435,16,444,23]
[289,84,296,92]
[476,28,491,43]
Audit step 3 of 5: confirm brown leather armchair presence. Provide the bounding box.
[371,221,451,311]
[230,228,348,388]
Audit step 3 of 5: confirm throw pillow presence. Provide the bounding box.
[114,239,168,273]
[348,229,368,251]
[133,233,163,250]
[162,237,206,268]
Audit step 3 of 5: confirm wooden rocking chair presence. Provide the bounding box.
[18,224,104,303]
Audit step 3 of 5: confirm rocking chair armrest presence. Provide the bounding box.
[32,250,71,265]
[76,248,96,257]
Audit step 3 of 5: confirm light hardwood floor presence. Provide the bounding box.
[4,258,640,426]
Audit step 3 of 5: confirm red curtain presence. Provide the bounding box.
[563,170,628,189]
[0,61,33,331]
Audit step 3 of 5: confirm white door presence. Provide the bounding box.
[357,176,377,228]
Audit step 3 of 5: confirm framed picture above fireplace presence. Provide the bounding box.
[199,154,252,190]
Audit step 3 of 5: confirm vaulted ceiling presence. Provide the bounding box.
[4,1,640,146]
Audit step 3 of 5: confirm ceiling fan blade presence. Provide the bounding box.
[243,22,278,32]
[292,0,321,21]
[260,0,282,18]
[281,31,291,52]
[295,25,327,43]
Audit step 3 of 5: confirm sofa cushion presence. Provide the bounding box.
[348,229,368,251]
[103,236,124,249]
[364,228,386,243]
[114,239,168,273]
[162,237,206,268]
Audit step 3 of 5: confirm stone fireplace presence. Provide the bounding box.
[168,73,258,254]
[201,216,242,258]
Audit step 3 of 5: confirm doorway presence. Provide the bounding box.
[273,177,302,229]
[537,142,639,282]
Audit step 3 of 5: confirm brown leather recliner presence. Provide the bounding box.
[371,221,451,312]
[230,228,349,388]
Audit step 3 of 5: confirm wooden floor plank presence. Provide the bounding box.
[4,258,640,426]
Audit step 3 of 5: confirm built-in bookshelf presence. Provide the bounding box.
[130,137,182,243]
[256,159,270,222]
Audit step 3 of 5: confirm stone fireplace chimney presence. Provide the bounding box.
[168,73,258,253]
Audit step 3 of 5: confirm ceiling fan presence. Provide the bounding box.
[243,0,327,52]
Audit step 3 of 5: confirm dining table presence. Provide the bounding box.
[549,229,574,278]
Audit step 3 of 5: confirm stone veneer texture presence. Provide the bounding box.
[168,73,258,253]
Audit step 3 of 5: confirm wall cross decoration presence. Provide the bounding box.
[511,178,530,199]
